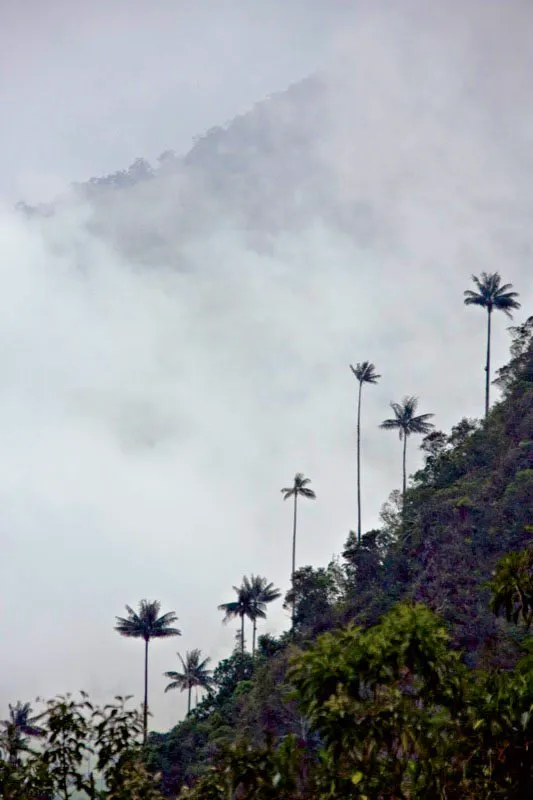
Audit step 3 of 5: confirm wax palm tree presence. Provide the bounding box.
[0,701,44,765]
[115,599,180,743]
[350,361,381,543]
[164,649,213,715]
[247,575,282,656]
[380,397,434,503]
[281,473,316,625]
[464,272,520,417]
[218,580,255,654]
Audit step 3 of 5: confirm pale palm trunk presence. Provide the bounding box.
[252,617,257,657]
[357,380,362,543]
[187,685,192,715]
[485,307,492,418]
[291,492,298,626]
[402,433,407,506]
[240,614,245,654]
[143,638,149,744]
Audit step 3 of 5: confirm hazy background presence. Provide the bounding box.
[1,0,532,732]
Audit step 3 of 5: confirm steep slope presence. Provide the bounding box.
[338,318,533,662]
[146,322,533,795]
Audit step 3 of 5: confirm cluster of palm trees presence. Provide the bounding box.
[218,574,281,655]
[114,576,282,743]
[112,272,521,744]
[350,272,521,542]
[5,275,519,752]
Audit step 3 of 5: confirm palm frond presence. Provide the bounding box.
[218,601,241,621]
[380,397,434,438]
[164,649,213,693]
[464,293,487,308]
[164,679,187,693]
[494,294,521,317]
[4,702,44,738]
[464,272,520,317]
[115,599,180,640]
[408,413,435,434]
[282,472,315,499]
[380,417,402,437]
[495,282,514,294]
[350,361,381,384]
[245,575,281,622]
[114,617,143,638]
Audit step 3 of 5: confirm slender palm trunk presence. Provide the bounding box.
[357,380,362,544]
[187,685,191,715]
[241,614,245,654]
[485,308,492,418]
[402,433,407,505]
[291,492,298,626]
[252,618,257,657]
[143,638,149,744]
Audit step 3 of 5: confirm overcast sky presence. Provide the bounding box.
[1,0,532,735]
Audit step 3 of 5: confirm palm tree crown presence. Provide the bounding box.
[350,361,381,543]
[380,397,434,501]
[115,599,181,642]
[218,580,255,654]
[350,361,381,386]
[164,649,213,714]
[0,702,44,765]
[464,272,520,417]
[115,599,180,743]
[3,702,44,738]
[247,575,281,655]
[380,397,434,440]
[281,473,316,503]
[463,272,520,316]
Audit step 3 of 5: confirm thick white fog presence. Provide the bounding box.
[1,0,532,733]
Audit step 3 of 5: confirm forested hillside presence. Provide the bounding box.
[141,317,533,798]
[5,63,533,800]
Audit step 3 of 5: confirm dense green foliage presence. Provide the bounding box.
[0,694,163,799]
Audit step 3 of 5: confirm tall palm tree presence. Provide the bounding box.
[0,702,44,765]
[281,473,316,626]
[164,649,213,715]
[350,362,381,543]
[380,397,434,503]
[464,272,520,417]
[115,599,180,744]
[218,580,255,654]
[247,575,281,656]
